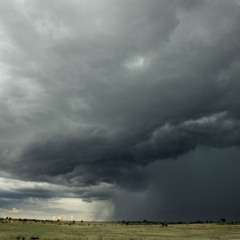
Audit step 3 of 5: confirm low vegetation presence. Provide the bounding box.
[0,218,240,240]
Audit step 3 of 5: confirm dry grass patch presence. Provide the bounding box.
[0,220,240,240]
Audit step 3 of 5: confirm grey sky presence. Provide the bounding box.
[0,0,240,221]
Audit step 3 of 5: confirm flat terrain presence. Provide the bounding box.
[0,220,240,240]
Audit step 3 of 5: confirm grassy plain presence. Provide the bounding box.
[0,219,240,240]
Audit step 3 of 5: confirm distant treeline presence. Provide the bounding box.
[0,217,78,225]
[1,217,240,226]
[118,219,240,226]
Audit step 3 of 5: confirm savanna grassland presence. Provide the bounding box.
[0,219,240,240]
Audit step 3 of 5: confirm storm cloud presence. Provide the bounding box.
[0,0,240,221]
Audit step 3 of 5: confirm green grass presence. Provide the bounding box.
[0,220,240,240]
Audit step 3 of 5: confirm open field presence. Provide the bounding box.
[0,219,240,240]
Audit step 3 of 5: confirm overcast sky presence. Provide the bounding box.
[0,0,240,222]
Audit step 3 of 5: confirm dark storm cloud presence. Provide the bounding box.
[7,111,240,192]
[0,184,110,203]
[1,0,240,220]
